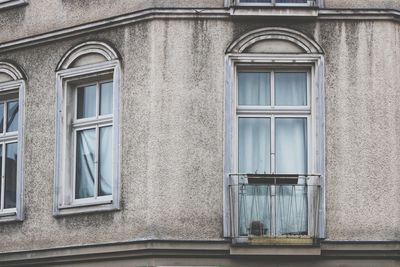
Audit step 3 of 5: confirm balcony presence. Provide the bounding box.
[229,174,321,245]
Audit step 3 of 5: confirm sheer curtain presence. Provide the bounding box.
[238,72,270,106]
[275,72,307,106]
[75,129,95,199]
[275,118,307,235]
[99,126,112,196]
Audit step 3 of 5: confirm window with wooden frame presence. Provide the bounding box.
[224,28,325,244]
[0,62,25,223]
[54,41,121,215]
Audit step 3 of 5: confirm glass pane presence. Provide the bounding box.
[238,72,270,106]
[276,185,308,235]
[100,82,113,116]
[5,142,17,209]
[77,85,96,119]
[239,184,272,236]
[238,118,271,174]
[275,118,307,174]
[6,101,18,132]
[75,129,96,199]
[0,103,4,134]
[276,0,307,3]
[275,72,307,106]
[240,0,271,2]
[99,126,112,196]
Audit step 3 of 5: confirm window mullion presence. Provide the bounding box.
[1,142,5,211]
[3,101,7,134]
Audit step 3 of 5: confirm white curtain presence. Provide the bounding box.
[238,72,270,106]
[77,85,96,119]
[275,118,307,174]
[99,126,112,196]
[75,129,95,199]
[238,118,271,174]
[275,72,307,106]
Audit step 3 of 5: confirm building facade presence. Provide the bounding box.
[0,0,399,266]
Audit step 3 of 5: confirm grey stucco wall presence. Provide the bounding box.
[0,18,399,252]
[0,0,224,43]
[324,0,400,9]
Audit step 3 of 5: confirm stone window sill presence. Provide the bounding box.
[0,0,27,11]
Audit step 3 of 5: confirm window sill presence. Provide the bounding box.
[54,199,119,216]
[0,210,23,223]
[230,244,321,255]
[0,0,27,11]
[229,6,318,17]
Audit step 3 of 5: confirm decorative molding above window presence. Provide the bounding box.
[54,41,121,216]
[0,61,26,223]
[0,0,27,11]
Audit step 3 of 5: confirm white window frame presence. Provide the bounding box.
[234,67,312,175]
[54,60,121,216]
[0,79,25,223]
[224,54,325,240]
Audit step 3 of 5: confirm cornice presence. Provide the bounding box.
[0,8,399,54]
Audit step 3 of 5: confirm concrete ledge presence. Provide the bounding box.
[0,0,27,11]
[230,246,321,256]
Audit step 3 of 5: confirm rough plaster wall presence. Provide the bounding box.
[320,21,400,241]
[0,18,399,253]
[324,0,400,9]
[0,19,231,252]
[0,0,223,43]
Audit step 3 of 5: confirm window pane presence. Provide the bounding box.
[6,101,18,132]
[240,0,271,2]
[276,185,308,235]
[275,118,307,174]
[238,72,270,106]
[276,0,307,3]
[275,72,307,106]
[98,126,112,196]
[238,118,271,174]
[77,85,96,119]
[100,82,113,116]
[5,142,17,209]
[75,129,96,199]
[0,103,4,134]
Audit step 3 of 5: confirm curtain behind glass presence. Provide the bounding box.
[275,118,307,174]
[75,129,96,199]
[238,72,270,106]
[238,118,271,174]
[275,118,308,235]
[6,101,18,132]
[5,142,17,209]
[275,73,307,106]
[99,126,112,196]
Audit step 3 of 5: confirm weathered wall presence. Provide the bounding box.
[0,0,223,43]
[320,21,400,241]
[0,18,399,252]
[324,0,400,9]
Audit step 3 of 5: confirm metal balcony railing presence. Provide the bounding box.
[229,174,321,245]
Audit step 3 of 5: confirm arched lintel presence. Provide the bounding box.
[0,61,27,81]
[56,41,120,71]
[226,27,324,54]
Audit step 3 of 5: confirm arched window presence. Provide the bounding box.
[0,61,26,222]
[54,41,121,215]
[224,28,325,244]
